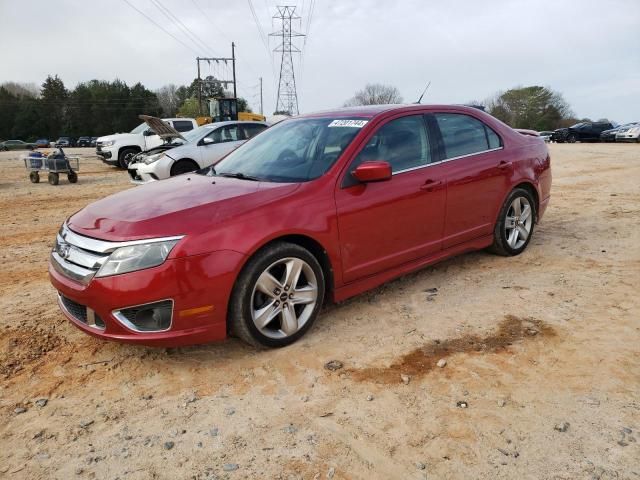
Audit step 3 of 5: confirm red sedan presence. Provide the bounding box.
[49,104,551,348]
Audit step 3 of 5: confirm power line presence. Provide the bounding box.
[149,0,219,56]
[121,0,200,55]
[247,0,272,61]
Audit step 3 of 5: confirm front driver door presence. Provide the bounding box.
[200,125,243,166]
[335,114,447,283]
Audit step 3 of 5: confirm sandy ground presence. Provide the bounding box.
[0,144,638,480]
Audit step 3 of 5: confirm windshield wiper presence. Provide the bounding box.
[217,172,261,181]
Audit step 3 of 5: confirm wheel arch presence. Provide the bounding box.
[239,234,335,303]
[513,181,540,222]
[170,158,199,176]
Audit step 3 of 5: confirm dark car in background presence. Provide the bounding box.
[55,137,75,147]
[551,121,613,143]
[90,137,98,147]
[35,138,51,148]
[77,136,91,147]
[0,139,36,151]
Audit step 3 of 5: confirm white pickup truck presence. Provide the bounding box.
[96,118,198,168]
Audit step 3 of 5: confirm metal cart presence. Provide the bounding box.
[23,149,79,185]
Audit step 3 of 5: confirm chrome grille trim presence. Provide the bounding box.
[51,223,184,284]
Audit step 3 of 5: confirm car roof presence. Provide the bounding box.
[201,120,267,128]
[298,104,490,119]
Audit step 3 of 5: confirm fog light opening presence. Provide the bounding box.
[113,300,173,332]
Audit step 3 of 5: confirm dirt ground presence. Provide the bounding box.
[0,144,638,480]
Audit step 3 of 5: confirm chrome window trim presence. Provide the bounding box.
[392,146,504,176]
[60,223,183,254]
[112,299,174,333]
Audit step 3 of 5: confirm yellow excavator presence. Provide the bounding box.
[196,97,265,126]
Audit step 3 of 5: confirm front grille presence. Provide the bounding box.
[60,295,87,323]
[51,225,112,284]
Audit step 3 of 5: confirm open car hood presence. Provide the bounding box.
[139,115,185,141]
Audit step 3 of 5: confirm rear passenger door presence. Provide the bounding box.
[433,112,509,248]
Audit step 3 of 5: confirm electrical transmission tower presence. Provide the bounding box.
[270,6,305,115]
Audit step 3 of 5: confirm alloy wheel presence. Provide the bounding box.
[250,257,318,339]
[504,196,533,249]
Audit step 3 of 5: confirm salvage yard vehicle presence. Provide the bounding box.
[0,139,36,151]
[77,136,91,147]
[55,136,74,147]
[35,138,51,148]
[128,120,268,184]
[96,117,197,168]
[49,104,551,348]
[551,121,613,143]
[615,123,640,142]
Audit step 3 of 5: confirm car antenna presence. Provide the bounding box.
[415,81,431,104]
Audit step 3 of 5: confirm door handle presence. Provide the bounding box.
[498,161,513,170]
[420,179,443,191]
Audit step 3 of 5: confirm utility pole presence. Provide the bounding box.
[259,77,263,115]
[270,6,305,115]
[196,43,237,115]
[231,42,237,100]
[197,58,202,115]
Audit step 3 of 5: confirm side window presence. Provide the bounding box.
[435,113,501,159]
[352,115,431,174]
[172,120,194,132]
[219,125,240,142]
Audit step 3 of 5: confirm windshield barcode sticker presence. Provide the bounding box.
[328,120,368,128]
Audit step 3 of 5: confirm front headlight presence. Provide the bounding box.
[96,239,180,277]
[628,127,640,134]
[101,140,115,147]
[144,153,165,164]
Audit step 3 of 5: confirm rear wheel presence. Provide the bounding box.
[48,172,59,185]
[170,159,199,176]
[229,242,325,348]
[29,171,40,183]
[490,188,536,256]
[67,171,78,183]
[118,148,139,169]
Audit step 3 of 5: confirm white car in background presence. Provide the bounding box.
[128,121,268,184]
[615,124,640,142]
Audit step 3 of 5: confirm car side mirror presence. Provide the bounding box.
[143,129,155,136]
[352,161,392,183]
[202,137,215,145]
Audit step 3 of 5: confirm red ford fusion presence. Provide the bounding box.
[49,104,551,348]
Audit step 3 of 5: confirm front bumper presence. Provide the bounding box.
[96,146,117,164]
[615,134,639,142]
[127,160,169,185]
[49,249,246,347]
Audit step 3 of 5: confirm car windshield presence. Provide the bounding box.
[179,124,214,144]
[206,117,367,182]
[130,122,148,134]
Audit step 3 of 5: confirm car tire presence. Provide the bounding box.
[489,187,536,256]
[228,242,325,348]
[48,172,59,186]
[118,148,139,169]
[567,134,578,143]
[170,159,199,176]
[29,171,40,183]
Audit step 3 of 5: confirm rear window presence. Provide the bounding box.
[172,120,194,132]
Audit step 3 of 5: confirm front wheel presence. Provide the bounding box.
[490,188,536,256]
[567,134,578,143]
[229,242,325,348]
[118,148,138,169]
[29,171,40,183]
[67,171,78,183]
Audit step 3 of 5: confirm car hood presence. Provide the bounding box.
[68,174,300,243]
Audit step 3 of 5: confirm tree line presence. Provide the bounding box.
[0,75,251,141]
